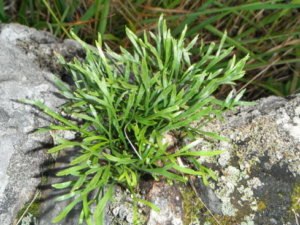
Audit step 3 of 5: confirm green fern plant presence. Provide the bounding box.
[22,16,248,225]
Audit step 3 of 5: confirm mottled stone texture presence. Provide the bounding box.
[147,182,183,225]
[144,96,299,225]
[191,95,300,225]
[0,23,82,225]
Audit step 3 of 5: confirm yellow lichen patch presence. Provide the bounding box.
[257,201,266,211]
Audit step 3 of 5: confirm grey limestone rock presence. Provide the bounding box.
[0,23,82,225]
[190,95,300,224]
[144,96,300,225]
[146,181,184,225]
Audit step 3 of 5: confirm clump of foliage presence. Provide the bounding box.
[23,16,248,224]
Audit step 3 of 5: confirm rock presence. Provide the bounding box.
[36,148,84,225]
[189,95,300,224]
[146,181,184,225]
[0,23,85,76]
[0,23,137,225]
[0,23,82,225]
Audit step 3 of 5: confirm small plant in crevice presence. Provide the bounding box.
[22,16,249,225]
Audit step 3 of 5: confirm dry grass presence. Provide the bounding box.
[1,0,300,99]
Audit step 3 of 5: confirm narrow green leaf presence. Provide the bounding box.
[94,184,114,225]
[102,153,138,165]
[52,181,73,189]
[172,164,203,176]
[134,198,160,212]
[55,191,79,201]
[52,196,81,223]
[57,165,88,176]
[173,150,225,157]
[98,0,110,35]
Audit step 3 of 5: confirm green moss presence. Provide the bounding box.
[181,185,204,224]
[16,192,41,220]
[291,182,300,211]
[15,174,49,222]
[41,175,48,185]
[180,184,242,225]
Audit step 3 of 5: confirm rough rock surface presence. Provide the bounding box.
[0,23,83,225]
[147,181,184,225]
[188,95,300,225]
[142,96,300,225]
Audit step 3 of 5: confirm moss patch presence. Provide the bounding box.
[181,185,204,224]
[291,182,300,211]
[181,184,242,225]
[16,192,41,220]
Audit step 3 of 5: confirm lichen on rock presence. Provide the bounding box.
[191,95,300,224]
